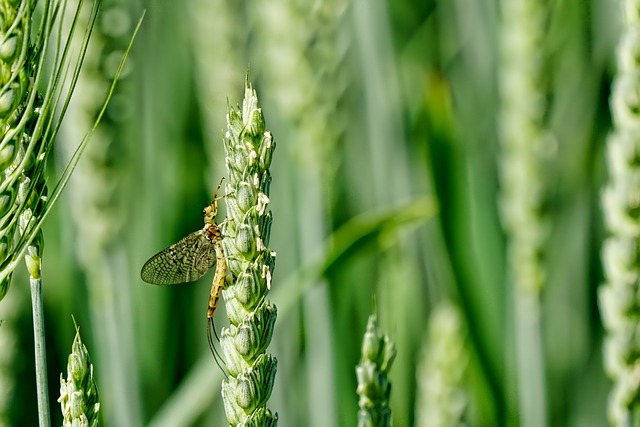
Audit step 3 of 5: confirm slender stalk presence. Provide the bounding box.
[30,276,50,427]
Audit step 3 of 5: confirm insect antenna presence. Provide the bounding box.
[207,317,228,378]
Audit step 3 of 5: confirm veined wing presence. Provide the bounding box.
[141,229,217,285]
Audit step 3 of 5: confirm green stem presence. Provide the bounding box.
[30,276,50,427]
[514,287,546,427]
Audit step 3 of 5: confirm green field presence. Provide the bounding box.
[0,0,627,426]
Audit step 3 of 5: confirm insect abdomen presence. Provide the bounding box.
[207,239,227,318]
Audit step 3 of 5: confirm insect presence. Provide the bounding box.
[141,179,228,368]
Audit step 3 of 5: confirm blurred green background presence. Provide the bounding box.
[0,0,619,426]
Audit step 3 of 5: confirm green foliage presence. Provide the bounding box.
[0,0,624,426]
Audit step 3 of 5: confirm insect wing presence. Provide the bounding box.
[141,229,217,285]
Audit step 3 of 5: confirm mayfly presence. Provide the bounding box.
[141,179,227,367]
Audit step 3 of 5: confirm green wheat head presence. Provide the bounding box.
[254,0,348,200]
[356,313,396,427]
[220,81,278,426]
[498,0,551,296]
[0,0,123,296]
[415,302,468,427]
[498,0,551,424]
[0,0,49,291]
[599,1,640,425]
[58,326,100,427]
